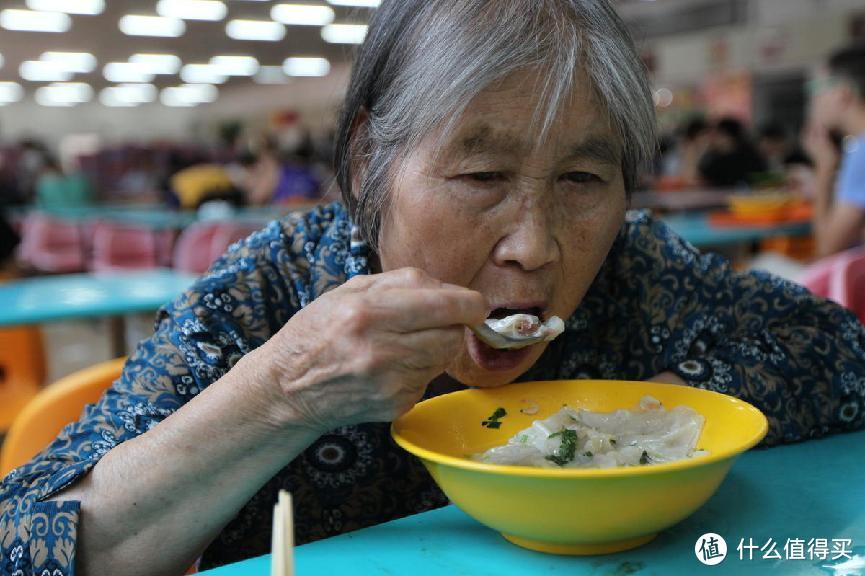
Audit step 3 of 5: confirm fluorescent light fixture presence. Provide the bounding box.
[26,0,105,15]
[40,52,97,74]
[20,60,74,82]
[100,83,156,106]
[326,0,380,6]
[283,57,330,77]
[0,82,24,103]
[321,23,366,44]
[271,4,334,26]
[114,83,157,103]
[129,53,181,75]
[210,55,259,76]
[157,0,227,21]
[100,90,137,107]
[161,83,218,106]
[225,19,285,41]
[119,15,185,37]
[0,9,71,33]
[103,62,155,83]
[35,82,93,106]
[181,63,228,84]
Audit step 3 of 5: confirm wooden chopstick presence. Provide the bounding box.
[271,490,295,576]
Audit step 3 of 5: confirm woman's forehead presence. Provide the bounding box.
[439,121,621,166]
[438,69,615,152]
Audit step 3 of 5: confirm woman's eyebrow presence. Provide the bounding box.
[454,125,523,156]
[564,138,621,167]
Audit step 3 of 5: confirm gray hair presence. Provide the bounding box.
[334,0,656,249]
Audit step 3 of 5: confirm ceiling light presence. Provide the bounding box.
[271,4,334,26]
[40,52,97,74]
[321,23,366,44]
[100,83,157,106]
[283,57,330,77]
[161,84,218,106]
[0,9,71,33]
[100,90,137,107]
[35,82,93,106]
[25,0,105,15]
[20,60,74,82]
[210,55,259,76]
[0,82,24,103]
[103,62,155,83]
[226,19,285,41]
[156,0,227,21]
[326,0,380,6]
[119,15,185,37]
[129,53,182,75]
[181,63,227,84]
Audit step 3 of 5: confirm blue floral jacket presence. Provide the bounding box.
[2,202,864,574]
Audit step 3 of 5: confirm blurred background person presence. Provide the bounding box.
[241,136,321,206]
[35,156,93,209]
[758,121,791,177]
[698,117,767,188]
[656,116,710,189]
[806,42,865,258]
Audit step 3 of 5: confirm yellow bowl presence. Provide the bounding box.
[391,379,767,555]
[728,193,794,216]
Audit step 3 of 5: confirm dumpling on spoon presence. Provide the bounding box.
[472,314,565,350]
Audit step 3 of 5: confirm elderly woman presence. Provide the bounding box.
[3,1,865,574]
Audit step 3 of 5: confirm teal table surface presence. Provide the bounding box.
[11,205,306,230]
[200,430,865,576]
[662,213,811,248]
[0,269,196,325]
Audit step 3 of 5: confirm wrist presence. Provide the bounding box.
[231,346,324,443]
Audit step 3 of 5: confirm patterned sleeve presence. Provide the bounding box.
[0,217,308,576]
[624,213,865,446]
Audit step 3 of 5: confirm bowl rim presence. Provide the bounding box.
[391,379,769,478]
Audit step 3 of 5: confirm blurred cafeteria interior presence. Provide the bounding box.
[0,0,864,435]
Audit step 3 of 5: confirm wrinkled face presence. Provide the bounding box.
[376,70,627,388]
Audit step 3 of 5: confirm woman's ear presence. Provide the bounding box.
[349,107,370,202]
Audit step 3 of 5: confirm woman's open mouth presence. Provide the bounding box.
[466,305,546,371]
[467,329,536,371]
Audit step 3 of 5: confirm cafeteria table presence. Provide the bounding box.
[631,189,731,213]
[0,269,196,355]
[201,429,865,575]
[662,212,812,249]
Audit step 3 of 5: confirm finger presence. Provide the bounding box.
[366,288,488,331]
[377,326,466,377]
[340,268,440,296]
[372,267,444,290]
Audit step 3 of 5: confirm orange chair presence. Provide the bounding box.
[0,326,46,432]
[0,357,125,476]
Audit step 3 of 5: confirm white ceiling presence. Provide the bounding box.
[0,0,375,105]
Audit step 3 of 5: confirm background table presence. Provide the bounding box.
[0,269,196,326]
[631,189,731,213]
[0,269,196,355]
[201,429,865,575]
[662,212,812,249]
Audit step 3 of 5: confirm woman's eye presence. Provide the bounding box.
[562,172,603,184]
[463,172,505,183]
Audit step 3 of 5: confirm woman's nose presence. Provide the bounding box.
[491,199,560,272]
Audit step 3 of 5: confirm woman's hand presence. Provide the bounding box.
[258,267,488,433]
